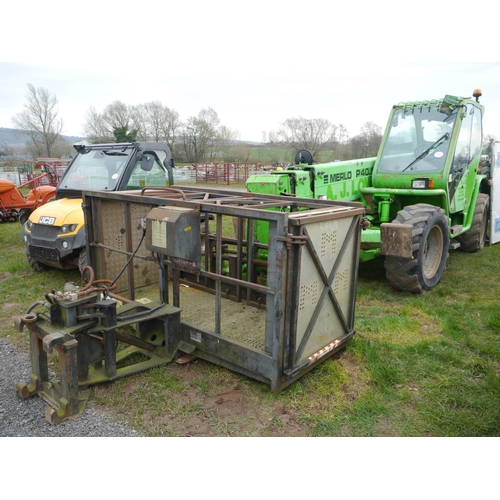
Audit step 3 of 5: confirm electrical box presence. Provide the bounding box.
[145,206,201,268]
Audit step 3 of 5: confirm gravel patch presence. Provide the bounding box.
[0,337,142,437]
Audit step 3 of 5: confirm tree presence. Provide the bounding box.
[218,125,241,161]
[349,121,382,158]
[140,101,181,153]
[84,100,182,150]
[11,84,64,157]
[329,123,350,159]
[180,107,221,163]
[483,133,498,154]
[113,126,138,142]
[83,100,134,143]
[277,117,337,159]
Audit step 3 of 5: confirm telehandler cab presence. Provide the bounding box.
[247,90,489,293]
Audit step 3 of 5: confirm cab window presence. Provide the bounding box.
[124,154,169,190]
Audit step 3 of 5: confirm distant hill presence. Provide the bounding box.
[0,127,262,149]
[0,127,84,147]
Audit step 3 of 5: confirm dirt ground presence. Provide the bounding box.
[162,360,309,437]
[101,347,368,437]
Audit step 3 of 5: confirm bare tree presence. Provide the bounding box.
[218,125,241,161]
[11,84,64,158]
[267,131,279,145]
[483,133,498,153]
[142,102,182,154]
[83,100,134,143]
[83,106,111,143]
[276,117,337,159]
[130,104,149,141]
[181,107,221,163]
[20,136,73,160]
[85,100,181,150]
[328,123,350,159]
[349,121,383,158]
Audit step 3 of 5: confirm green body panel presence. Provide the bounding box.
[247,159,375,249]
[246,158,375,201]
[246,174,293,196]
[246,93,486,264]
[309,158,375,201]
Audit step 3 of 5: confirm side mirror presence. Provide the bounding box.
[140,154,154,172]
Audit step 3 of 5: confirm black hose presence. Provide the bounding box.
[110,227,147,288]
[116,302,165,322]
[26,301,46,314]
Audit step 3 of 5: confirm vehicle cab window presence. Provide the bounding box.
[452,104,482,172]
[124,153,170,190]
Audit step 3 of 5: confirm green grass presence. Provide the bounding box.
[1,219,499,436]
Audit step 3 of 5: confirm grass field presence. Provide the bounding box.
[1,215,499,436]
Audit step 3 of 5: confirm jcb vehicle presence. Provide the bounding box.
[247,90,489,293]
[22,142,175,271]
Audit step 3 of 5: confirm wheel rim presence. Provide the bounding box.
[422,226,444,279]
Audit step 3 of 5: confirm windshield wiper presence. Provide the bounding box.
[103,151,129,156]
[402,133,450,172]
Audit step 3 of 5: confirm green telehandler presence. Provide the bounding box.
[246,89,489,293]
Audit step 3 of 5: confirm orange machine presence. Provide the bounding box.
[0,169,57,223]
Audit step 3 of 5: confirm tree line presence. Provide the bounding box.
[12,83,496,165]
[9,84,389,164]
[83,100,243,164]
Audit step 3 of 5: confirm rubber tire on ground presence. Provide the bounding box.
[456,193,489,253]
[25,246,47,272]
[384,204,449,293]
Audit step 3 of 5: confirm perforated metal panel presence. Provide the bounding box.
[292,215,358,364]
[83,187,363,392]
[97,200,158,293]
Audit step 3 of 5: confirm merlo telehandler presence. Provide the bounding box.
[246,90,489,293]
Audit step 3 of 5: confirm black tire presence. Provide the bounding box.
[25,246,47,272]
[19,209,30,225]
[78,248,89,273]
[384,204,449,293]
[479,166,491,195]
[456,193,489,253]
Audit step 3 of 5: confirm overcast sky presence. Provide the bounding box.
[1,3,499,144]
[2,62,498,144]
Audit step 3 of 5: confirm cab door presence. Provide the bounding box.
[449,104,482,213]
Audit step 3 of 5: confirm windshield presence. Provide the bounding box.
[60,148,132,191]
[378,105,457,173]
